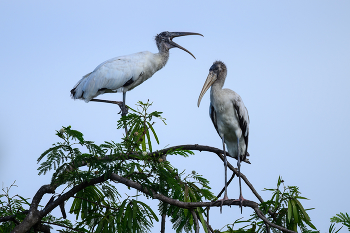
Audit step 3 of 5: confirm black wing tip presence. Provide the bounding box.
[70,88,84,100]
[70,88,76,97]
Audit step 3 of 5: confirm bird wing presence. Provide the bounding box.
[209,103,221,138]
[71,51,152,101]
[232,96,250,154]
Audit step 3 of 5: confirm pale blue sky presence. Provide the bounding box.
[1,1,349,232]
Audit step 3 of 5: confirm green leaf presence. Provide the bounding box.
[295,198,310,221]
[141,135,146,151]
[126,204,132,230]
[147,122,159,144]
[197,208,208,233]
[146,127,152,152]
[117,199,128,223]
[292,200,299,224]
[136,200,159,222]
[287,200,293,223]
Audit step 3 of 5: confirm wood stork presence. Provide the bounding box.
[197,61,250,212]
[71,31,203,116]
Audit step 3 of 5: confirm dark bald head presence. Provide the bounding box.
[210,61,227,78]
[155,31,203,58]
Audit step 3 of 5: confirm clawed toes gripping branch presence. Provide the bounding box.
[1,101,320,233]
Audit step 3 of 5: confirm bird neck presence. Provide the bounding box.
[212,78,225,90]
[155,48,170,71]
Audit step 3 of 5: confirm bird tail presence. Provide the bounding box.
[70,72,92,101]
[242,152,251,164]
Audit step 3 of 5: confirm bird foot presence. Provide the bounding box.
[233,194,245,214]
[118,105,129,116]
[218,193,229,213]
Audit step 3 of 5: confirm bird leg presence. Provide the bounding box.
[122,92,128,135]
[90,98,129,115]
[121,92,128,117]
[90,96,129,135]
[218,135,229,213]
[236,137,245,214]
[90,98,123,108]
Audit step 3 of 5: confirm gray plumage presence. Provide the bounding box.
[198,61,250,210]
[199,61,250,163]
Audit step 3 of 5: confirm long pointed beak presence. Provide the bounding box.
[197,71,217,107]
[169,32,204,38]
[169,32,203,59]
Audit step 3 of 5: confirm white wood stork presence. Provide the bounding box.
[197,61,250,212]
[71,31,203,116]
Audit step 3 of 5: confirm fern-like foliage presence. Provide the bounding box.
[0,182,79,233]
[32,100,215,232]
[331,212,350,231]
[221,177,318,233]
[253,176,317,233]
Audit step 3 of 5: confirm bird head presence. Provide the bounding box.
[198,61,227,107]
[155,31,203,59]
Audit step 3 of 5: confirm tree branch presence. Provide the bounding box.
[215,173,235,200]
[215,152,264,203]
[0,211,29,223]
[161,213,166,233]
[7,144,295,233]
[11,175,108,233]
[191,209,199,233]
[41,221,82,232]
[11,185,55,233]
[110,173,296,233]
[254,207,295,233]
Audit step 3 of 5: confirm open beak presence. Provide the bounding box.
[197,71,217,107]
[168,32,203,59]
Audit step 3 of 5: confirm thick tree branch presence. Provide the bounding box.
[11,175,108,233]
[69,144,263,204]
[41,175,108,217]
[11,185,55,233]
[7,144,294,233]
[110,173,296,233]
[110,172,252,208]
[33,223,51,233]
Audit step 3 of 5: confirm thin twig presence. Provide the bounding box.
[191,209,199,233]
[41,221,83,232]
[254,207,295,233]
[161,213,166,233]
[72,196,120,212]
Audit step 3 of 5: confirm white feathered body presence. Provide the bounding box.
[71,51,167,102]
[210,87,249,160]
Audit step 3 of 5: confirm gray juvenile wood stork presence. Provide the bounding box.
[197,61,250,212]
[71,31,203,116]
